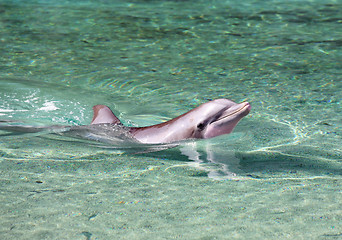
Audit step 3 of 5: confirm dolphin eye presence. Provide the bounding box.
[197,122,205,131]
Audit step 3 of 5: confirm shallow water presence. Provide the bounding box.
[0,0,341,239]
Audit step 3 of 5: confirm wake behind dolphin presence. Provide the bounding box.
[0,99,251,147]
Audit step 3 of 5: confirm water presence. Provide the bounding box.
[0,0,341,239]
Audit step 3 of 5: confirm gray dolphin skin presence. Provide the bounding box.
[0,99,251,145]
[91,99,251,144]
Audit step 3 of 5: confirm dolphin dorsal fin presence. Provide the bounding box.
[91,105,122,125]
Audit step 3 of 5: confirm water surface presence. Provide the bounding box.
[0,0,341,239]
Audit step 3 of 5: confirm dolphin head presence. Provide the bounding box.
[191,99,251,139]
[131,98,251,143]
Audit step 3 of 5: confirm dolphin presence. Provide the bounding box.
[0,99,251,145]
[91,98,251,144]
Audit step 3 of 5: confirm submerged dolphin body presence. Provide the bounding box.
[91,98,251,144]
[0,99,251,145]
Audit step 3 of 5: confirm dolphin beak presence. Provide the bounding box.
[217,102,251,122]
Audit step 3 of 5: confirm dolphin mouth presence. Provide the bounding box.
[215,102,251,123]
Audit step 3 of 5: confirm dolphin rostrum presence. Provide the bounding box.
[0,99,251,145]
[91,98,251,144]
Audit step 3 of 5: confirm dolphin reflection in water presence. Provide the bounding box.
[1,99,251,178]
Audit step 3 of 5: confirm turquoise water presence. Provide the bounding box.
[0,0,341,239]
